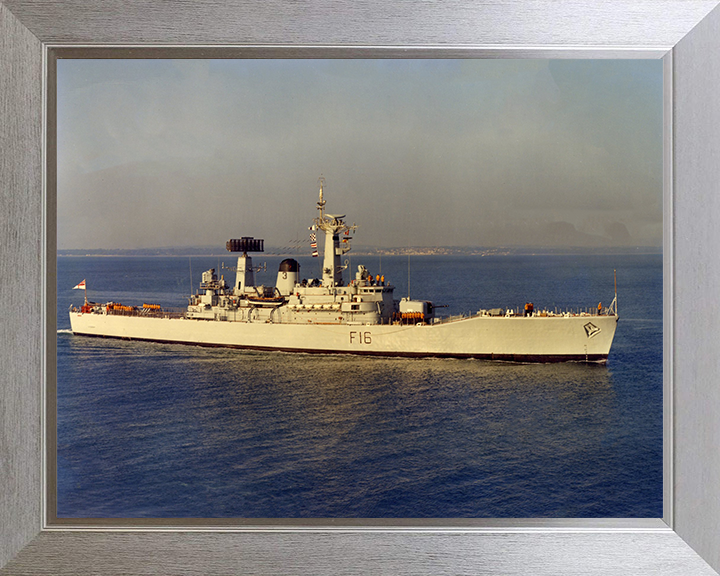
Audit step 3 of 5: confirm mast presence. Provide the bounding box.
[613,269,618,314]
[608,269,618,316]
[312,177,355,287]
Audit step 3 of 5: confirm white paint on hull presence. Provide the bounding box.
[69,312,618,361]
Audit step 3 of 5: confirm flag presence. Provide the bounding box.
[310,242,317,249]
[312,251,319,257]
[72,279,86,290]
[310,232,316,242]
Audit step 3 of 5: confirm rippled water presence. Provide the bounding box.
[57,253,662,517]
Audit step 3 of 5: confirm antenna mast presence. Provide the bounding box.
[317,175,326,216]
[407,254,410,298]
[607,269,618,316]
[311,176,356,287]
[614,269,618,314]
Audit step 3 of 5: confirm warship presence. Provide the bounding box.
[69,180,619,362]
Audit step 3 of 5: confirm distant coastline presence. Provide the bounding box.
[58,245,662,258]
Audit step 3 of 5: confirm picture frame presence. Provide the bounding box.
[2,1,720,574]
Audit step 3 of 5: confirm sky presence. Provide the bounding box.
[57,59,663,250]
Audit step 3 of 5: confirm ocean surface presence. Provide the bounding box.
[56,252,663,518]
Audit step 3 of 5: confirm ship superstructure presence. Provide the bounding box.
[70,180,619,362]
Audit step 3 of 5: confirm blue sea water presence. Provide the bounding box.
[56,253,662,518]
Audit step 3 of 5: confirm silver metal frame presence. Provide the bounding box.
[2,1,720,574]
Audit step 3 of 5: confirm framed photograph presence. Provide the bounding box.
[2,1,720,574]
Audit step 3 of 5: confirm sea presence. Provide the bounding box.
[56,252,663,518]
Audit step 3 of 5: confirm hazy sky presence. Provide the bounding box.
[57,59,663,250]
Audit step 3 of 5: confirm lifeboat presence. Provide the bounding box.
[246,296,285,307]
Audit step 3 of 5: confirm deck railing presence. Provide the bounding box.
[105,307,187,319]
